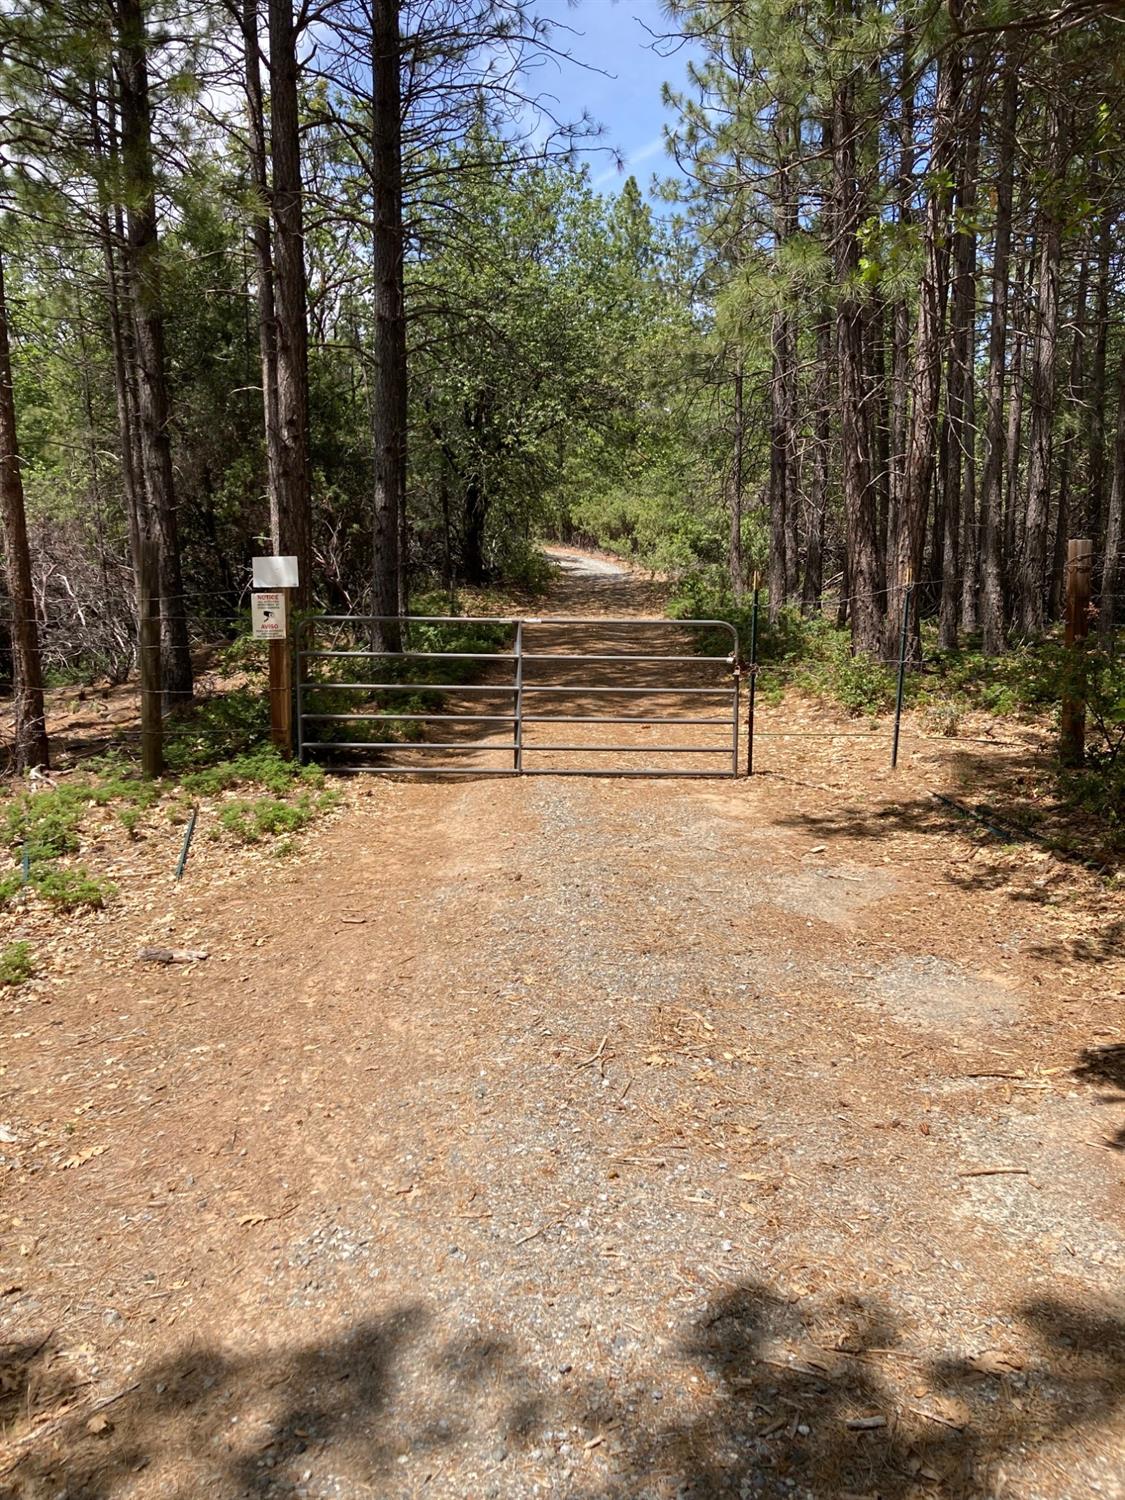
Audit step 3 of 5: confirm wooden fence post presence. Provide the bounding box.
[1060,537,1093,768]
[268,589,293,759]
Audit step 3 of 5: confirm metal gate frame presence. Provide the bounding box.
[296,615,740,777]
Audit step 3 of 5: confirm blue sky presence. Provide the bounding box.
[530,0,699,198]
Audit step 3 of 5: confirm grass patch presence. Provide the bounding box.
[217,787,341,845]
[0,941,34,985]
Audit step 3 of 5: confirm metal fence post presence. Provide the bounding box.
[1060,537,1093,767]
[513,619,524,772]
[746,581,760,776]
[891,580,912,769]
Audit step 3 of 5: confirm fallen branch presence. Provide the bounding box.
[138,947,209,965]
[959,1167,1030,1178]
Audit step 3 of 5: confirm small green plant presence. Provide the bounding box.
[0,941,34,986]
[31,866,114,911]
[181,747,324,798]
[117,806,142,838]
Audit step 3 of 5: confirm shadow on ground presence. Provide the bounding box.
[4,1284,1123,1498]
[1074,1043,1125,1150]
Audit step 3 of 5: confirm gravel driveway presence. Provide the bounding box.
[2,560,1123,1500]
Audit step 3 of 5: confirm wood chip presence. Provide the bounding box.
[845,1415,887,1430]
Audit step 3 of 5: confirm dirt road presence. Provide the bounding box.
[2,561,1123,1499]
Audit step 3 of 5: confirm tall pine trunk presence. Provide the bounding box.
[728,353,744,599]
[888,1,960,660]
[371,0,405,651]
[1018,98,1063,637]
[1101,350,1125,632]
[831,38,881,655]
[1087,204,1112,540]
[267,0,312,603]
[980,61,1017,655]
[939,65,980,649]
[0,249,49,771]
[115,0,192,705]
[801,312,831,617]
[242,0,282,544]
[1050,252,1088,617]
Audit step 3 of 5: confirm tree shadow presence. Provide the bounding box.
[1073,1043,1125,1150]
[4,1284,1123,1498]
[593,1284,1125,1499]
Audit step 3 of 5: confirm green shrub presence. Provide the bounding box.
[3,786,87,861]
[31,866,114,911]
[0,941,34,986]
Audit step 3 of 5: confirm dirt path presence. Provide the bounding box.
[2,561,1124,1500]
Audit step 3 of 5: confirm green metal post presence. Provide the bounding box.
[891,581,912,769]
[747,583,760,776]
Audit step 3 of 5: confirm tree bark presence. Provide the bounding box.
[1050,250,1088,618]
[115,0,192,706]
[831,35,881,655]
[1018,99,1063,637]
[801,311,831,617]
[939,63,980,649]
[887,39,915,573]
[767,306,789,620]
[0,249,49,771]
[266,0,313,605]
[1004,240,1031,613]
[728,352,744,599]
[370,0,405,651]
[980,61,1017,655]
[1087,203,1112,540]
[241,0,282,544]
[1101,350,1125,633]
[887,0,961,660]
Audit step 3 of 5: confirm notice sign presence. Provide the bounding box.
[252,590,288,641]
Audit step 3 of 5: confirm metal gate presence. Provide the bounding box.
[296,615,740,777]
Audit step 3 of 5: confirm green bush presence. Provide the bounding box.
[0,941,34,986]
[30,865,114,911]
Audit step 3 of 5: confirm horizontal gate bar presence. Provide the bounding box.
[305,614,732,629]
[522,744,731,754]
[301,649,517,661]
[302,740,518,751]
[518,685,733,696]
[302,712,514,723]
[313,767,734,778]
[521,652,732,664]
[299,681,517,694]
[520,714,728,725]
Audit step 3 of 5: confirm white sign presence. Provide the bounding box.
[252,590,288,641]
[252,555,299,589]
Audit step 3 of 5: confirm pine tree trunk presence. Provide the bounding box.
[242,0,282,542]
[801,312,831,617]
[267,0,313,604]
[1004,242,1031,615]
[1101,350,1125,633]
[728,353,744,599]
[1087,204,1112,539]
[768,307,789,621]
[887,40,915,590]
[1019,99,1064,637]
[0,249,49,771]
[939,68,980,649]
[371,0,405,651]
[91,77,144,602]
[115,0,192,706]
[1050,252,1088,618]
[980,62,1017,655]
[831,41,881,655]
[888,1,960,660]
